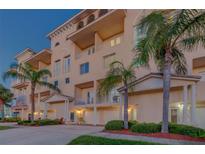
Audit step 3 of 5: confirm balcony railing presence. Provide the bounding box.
[74,99,94,106]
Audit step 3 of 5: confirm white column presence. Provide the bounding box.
[43,102,47,119]
[93,81,97,125]
[119,93,123,120]
[183,85,188,124]
[64,100,67,122]
[37,93,40,119]
[191,84,197,126]
[93,95,97,125]
[21,108,24,120]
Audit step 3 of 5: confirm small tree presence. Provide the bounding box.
[3,63,60,121]
[98,61,136,129]
[133,9,205,133]
[0,84,13,119]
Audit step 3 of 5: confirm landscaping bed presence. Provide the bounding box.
[17,119,63,126]
[68,135,159,145]
[0,117,21,123]
[104,129,205,143]
[104,120,205,142]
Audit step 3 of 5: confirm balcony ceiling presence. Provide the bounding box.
[193,56,205,69]
[26,49,51,69]
[75,81,94,89]
[69,10,126,50]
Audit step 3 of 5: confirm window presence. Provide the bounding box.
[42,76,48,82]
[64,56,71,73]
[134,26,146,45]
[87,47,95,55]
[87,92,94,104]
[65,77,70,84]
[55,42,60,47]
[77,21,84,30]
[99,9,108,17]
[80,62,89,74]
[110,88,120,103]
[70,112,75,122]
[54,60,61,77]
[54,80,58,87]
[110,37,121,47]
[87,14,95,24]
[104,53,116,68]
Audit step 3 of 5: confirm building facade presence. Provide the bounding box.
[11,9,205,128]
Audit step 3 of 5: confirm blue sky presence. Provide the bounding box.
[0,9,80,88]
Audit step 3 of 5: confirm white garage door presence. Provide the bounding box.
[196,108,205,129]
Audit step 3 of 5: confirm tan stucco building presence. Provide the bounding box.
[11,9,205,128]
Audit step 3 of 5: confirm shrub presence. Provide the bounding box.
[105,120,139,130]
[131,123,161,133]
[0,117,21,122]
[17,119,62,126]
[169,123,205,138]
[105,120,124,130]
[128,120,138,129]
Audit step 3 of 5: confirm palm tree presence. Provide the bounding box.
[98,61,136,129]
[3,63,60,121]
[133,9,205,133]
[0,84,13,119]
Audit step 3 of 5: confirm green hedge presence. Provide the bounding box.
[0,117,21,122]
[105,120,139,130]
[131,123,161,133]
[130,122,205,137]
[17,119,62,126]
[169,123,205,138]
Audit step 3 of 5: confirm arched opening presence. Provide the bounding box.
[77,21,84,30]
[87,14,95,24]
[98,9,108,17]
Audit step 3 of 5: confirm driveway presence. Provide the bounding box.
[0,124,103,145]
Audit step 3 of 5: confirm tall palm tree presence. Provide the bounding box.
[0,84,13,119]
[133,9,205,133]
[3,63,60,121]
[98,61,136,129]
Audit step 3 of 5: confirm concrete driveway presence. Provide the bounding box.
[0,124,103,145]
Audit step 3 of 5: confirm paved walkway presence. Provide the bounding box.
[0,124,103,145]
[92,132,205,145]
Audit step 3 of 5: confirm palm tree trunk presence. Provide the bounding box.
[123,87,129,129]
[30,85,35,122]
[161,51,172,133]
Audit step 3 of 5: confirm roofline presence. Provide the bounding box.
[46,9,86,38]
[118,72,201,92]
[15,48,36,60]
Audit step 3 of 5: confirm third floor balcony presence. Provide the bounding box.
[69,9,126,50]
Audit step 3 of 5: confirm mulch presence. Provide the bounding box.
[103,129,205,142]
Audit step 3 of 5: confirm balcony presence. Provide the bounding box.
[12,95,28,110]
[12,81,29,89]
[74,99,94,106]
[26,49,52,69]
[69,9,126,50]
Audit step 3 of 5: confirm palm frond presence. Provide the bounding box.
[172,47,187,75]
[37,81,61,94]
[36,69,52,79]
[180,35,205,50]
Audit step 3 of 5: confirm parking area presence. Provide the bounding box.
[0,124,103,145]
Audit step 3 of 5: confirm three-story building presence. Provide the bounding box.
[11,9,205,128]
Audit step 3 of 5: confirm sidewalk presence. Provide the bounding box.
[91,132,205,145]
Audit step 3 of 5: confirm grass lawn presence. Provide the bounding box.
[68,135,160,145]
[0,126,13,130]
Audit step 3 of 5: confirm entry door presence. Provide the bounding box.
[70,112,75,122]
[171,109,178,123]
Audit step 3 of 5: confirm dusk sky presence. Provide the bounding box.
[0,9,81,88]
